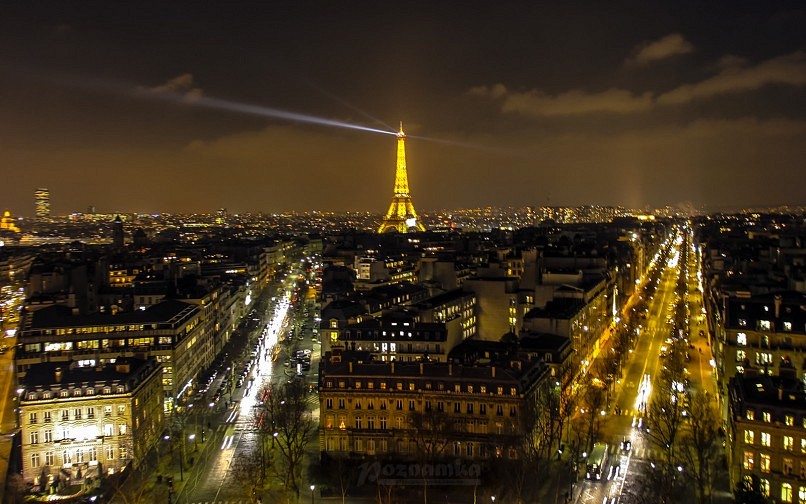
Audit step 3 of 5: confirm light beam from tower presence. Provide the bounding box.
[378,122,426,233]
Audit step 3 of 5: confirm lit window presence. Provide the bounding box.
[763,411,772,423]
[743,452,754,470]
[747,409,755,421]
[784,322,793,331]
[786,415,794,426]
[785,436,794,451]
[761,432,771,447]
[783,483,793,503]
[760,320,771,330]
[760,453,771,473]
[737,333,747,346]
[760,479,769,497]
[736,350,746,362]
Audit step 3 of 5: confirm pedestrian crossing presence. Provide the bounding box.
[625,446,661,461]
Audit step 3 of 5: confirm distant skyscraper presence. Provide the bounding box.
[378,123,426,233]
[34,188,50,218]
[112,215,124,248]
[216,208,227,225]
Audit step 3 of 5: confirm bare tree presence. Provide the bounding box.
[103,436,167,504]
[679,391,719,504]
[580,374,606,449]
[265,379,317,501]
[409,408,458,462]
[643,372,688,503]
[504,389,554,504]
[316,454,357,504]
[409,408,461,504]
[232,442,269,500]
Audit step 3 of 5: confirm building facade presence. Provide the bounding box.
[318,351,550,461]
[716,292,806,389]
[727,375,806,503]
[16,299,213,411]
[19,358,163,489]
[34,188,50,219]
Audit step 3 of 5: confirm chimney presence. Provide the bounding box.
[449,363,453,376]
[779,383,784,401]
[54,367,63,383]
[774,295,782,319]
[115,361,131,374]
[348,362,353,373]
[491,366,496,378]
[419,362,424,375]
[391,362,395,374]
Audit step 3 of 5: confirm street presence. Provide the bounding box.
[575,228,719,504]
[168,264,322,504]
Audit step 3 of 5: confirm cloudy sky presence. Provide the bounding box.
[1,1,805,215]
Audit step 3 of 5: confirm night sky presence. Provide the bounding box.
[2,1,805,216]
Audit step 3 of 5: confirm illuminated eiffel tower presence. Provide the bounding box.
[378,123,426,233]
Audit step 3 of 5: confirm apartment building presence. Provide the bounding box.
[16,299,212,411]
[318,349,550,461]
[727,374,806,503]
[19,358,163,489]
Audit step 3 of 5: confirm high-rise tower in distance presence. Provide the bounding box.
[34,188,50,218]
[378,123,426,233]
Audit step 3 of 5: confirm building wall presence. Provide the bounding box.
[319,360,549,461]
[19,362,163,488]
[16,302,209,411]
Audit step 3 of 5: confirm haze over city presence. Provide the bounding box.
[2,1,805,216]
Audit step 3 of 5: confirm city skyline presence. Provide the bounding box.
[2,1,806,215]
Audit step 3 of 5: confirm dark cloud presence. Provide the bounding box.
[626,33,695,66]
[146,73,204,103]
[1,1,805,215]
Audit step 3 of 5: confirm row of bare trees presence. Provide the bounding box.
[235,379,317,503]
[633,233,721,504]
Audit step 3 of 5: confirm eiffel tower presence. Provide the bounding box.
[378,123,426,233]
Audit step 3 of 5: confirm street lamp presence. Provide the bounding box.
[310,484,315,504]
[491,496,495,503]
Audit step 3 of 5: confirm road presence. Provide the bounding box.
[574,228,719,504]
[573,234,678,504]
[171,266,321,504]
